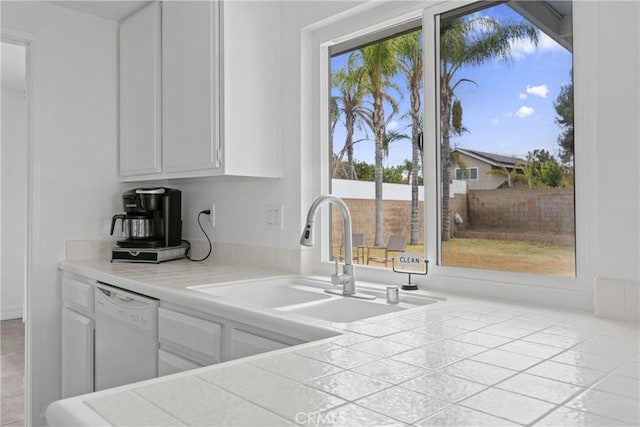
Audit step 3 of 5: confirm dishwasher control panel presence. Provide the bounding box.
[95,283,159,336]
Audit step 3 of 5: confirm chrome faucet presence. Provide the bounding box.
[300,195,375,300]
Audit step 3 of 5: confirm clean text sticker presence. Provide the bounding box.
[398,252,422,268]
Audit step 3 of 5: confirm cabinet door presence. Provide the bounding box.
[158,349,201,376]
[222,1,281,177]
[62,307,94,398]
[228,327,288,360]
[158,307,222,362]
[119,2,162,176]
[162,1,221,173]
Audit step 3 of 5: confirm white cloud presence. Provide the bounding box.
[387,120,399,130]
[519,93,528,100]
[538,31,567,52]
[526,84,549,98]
[509,30,567,60]
[491,118,500,125]
[515,106,535,118]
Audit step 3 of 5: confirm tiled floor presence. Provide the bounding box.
[84,297,640,426]
[1,319,25,427]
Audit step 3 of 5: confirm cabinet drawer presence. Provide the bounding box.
[158,349,201,376]
[62,274,95,314]
[158,308,221,361]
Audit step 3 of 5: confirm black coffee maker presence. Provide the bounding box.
[110,188,186,263]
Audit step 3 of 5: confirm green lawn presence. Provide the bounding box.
[336,238,575,277]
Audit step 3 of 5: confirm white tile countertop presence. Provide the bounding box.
[50,260,640,426]
[60,258,291,293]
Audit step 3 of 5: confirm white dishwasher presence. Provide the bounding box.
[95,283,159,391]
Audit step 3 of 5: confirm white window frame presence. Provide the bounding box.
[303,0,597,310]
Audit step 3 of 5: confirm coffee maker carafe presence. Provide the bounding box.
[110,188,185,263]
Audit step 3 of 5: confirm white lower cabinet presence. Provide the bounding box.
[62,308,94,398]
[158,306,223,373]
[157,349,201,376]
[227,327,289,360]
[61,273,309,386]
[61,274,96,398]
[157,304,304,376]
[158,307,222,365]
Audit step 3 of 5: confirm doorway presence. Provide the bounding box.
[1,39,28,426]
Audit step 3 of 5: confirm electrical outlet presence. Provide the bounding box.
[210,203,215,227]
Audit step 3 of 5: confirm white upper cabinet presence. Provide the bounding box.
[162,1,220,175]
[119,2,161,176]
[118,1,281,181]
[221,1,280,178]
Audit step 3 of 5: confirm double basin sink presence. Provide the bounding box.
[189,277,436,323]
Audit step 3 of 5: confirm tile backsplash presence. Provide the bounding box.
[65,240,115,261]
[65,239,306,274]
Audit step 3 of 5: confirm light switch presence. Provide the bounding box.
[267,205,283,230]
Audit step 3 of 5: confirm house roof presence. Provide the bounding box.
[453,148,528,168]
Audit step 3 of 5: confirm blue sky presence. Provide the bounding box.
[331,3,573,168]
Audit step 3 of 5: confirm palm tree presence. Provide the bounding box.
[397,30,423,245]
[332,53,367,180]
[360,39,400,246]
[519,163,537,188]
[329,95,340,158]
[439,16,538,241]
[486,161,526,187]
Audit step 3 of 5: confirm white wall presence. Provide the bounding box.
[332,178,426,201]
[594,1,639,282]
[1,2,121,424]
[592,1,640,320]
[1,83,27,320]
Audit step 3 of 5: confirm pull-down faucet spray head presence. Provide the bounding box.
[300,220,314,246]
[299,195,351,264]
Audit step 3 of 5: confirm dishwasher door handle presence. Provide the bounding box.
[97,286,150,309]
[97,288,112,298]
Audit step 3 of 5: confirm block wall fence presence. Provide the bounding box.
[331,188,574,246]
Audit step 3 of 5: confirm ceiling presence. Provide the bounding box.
[1,42,26,92]
[48,1,151,21]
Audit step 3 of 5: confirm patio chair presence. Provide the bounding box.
[366,235,407,267]
[337,233,365,263]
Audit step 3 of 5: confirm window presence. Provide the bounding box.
[311,0,595,305]
[435,1,575,277]
[329,25,423,268]
[455,167,478,181]
[321,0,576,279]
